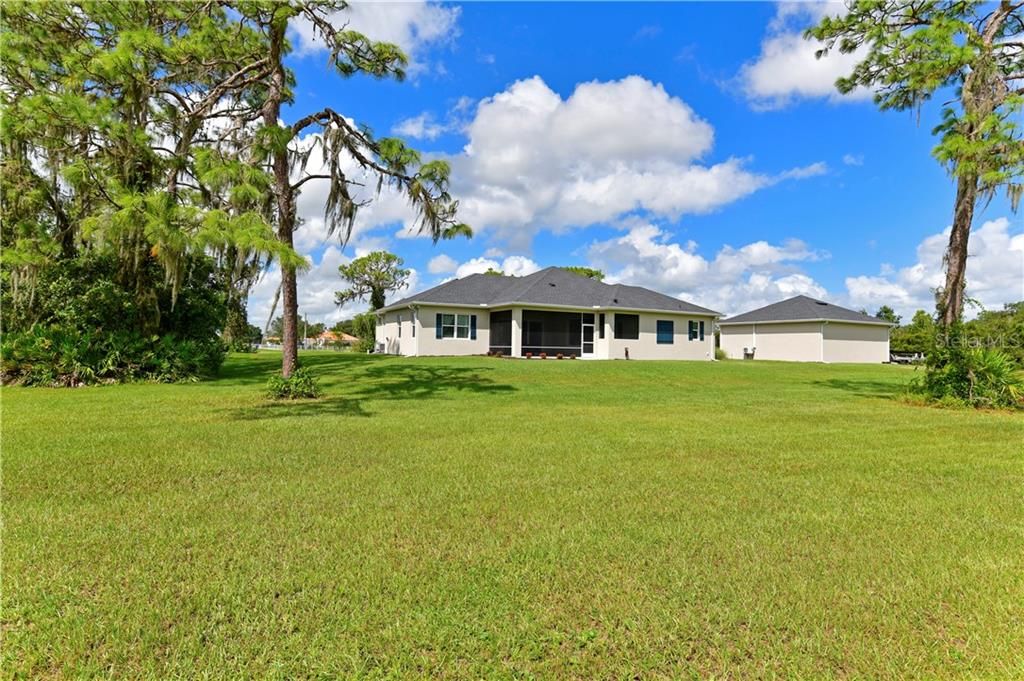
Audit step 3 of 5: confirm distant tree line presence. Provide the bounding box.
[884,303,1024,363]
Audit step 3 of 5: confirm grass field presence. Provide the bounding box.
[3,352,1022,678]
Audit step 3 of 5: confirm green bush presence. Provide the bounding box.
[226,323,262,353]
[266,367,322,399]
[715,347,728,360]
[1,252,228,385]
[1,326,224,386]
[352,311,377,353]
[911,336,1024,410]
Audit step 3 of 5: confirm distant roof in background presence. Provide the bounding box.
[718,295,893,325]
[381,267,720,316]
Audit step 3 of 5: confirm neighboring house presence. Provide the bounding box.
[313,330,359,348]
[375,267,720,360]
[718,295,893,363]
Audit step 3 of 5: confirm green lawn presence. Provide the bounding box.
[3,352,1022,678]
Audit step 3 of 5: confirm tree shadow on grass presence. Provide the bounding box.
[345,363,517,402]
[226,361,516,421]
[811,378,905,399]
[228,396,370,421]
[214,351,383,387]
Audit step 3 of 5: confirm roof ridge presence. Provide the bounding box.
[484,267,548,304]
[721,294,888,325]
[502,266,562,302]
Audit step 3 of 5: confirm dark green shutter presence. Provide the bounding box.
[699,321,705,341]
[435,313,443,339]
[470,315,477,340]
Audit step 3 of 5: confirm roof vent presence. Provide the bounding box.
[548,282,556,287]
[814,300,828,306]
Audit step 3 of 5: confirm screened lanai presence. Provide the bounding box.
[488,309,597,357]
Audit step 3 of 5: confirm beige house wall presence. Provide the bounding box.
[719,324,754,360]
[823,322,889,363]
[377,306,489,356]
[730,321,824,362]
[376,305,715,360]
[719,320,890,363]
[604,311,715,360]
[375,309,416,356]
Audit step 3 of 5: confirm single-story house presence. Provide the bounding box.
[718,295,893,363]
[375,267,720,360]
[313,330,359,348]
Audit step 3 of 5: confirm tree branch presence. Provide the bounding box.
[291,173,365,191]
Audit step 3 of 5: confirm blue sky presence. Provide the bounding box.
[247,1,1023,327]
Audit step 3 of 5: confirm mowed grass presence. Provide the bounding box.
[3,352,1022,678]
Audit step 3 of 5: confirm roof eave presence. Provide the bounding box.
[377,300,720,317]
[718,317,895,327]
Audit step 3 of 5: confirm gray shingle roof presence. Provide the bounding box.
[718,295,892,325]
[382,267,720,315]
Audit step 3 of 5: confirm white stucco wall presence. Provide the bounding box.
[719,324,754,360]
[377,305,489,356]
[718,322,824,362]
[377,305,716,360]
[823,322,890,363]
[720,320,890,363]
[375,309,418,356]
[604,312,715,361]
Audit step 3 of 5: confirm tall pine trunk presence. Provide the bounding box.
[264,17,298,377]
[939,172,977,328]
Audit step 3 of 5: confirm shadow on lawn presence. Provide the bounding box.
[226,360,515,421]
[811,378,905,399]
[215,351,383,386]
[346,363,517,402]
[229,397,370,421]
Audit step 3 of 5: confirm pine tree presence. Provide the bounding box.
[242,2,471,377]
[808,1,1024,327]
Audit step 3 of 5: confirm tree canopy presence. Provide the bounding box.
[875,305,901,325]
[336,251,411,311]
[561,266,605,281]
[0,1,299,384]
[0,1,473,384]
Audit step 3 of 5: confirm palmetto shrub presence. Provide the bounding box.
[1,326,224,386]
[266,366,322,399]
[912,337,1024,410]
[1,253,227,386]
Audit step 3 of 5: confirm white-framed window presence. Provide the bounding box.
[440,313,456,338]
[456,314,471,338]
[437,313,476,339]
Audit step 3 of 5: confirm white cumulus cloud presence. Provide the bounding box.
[845,217,1024,319]
[427,253,459,274]
[392,112,448,140]
[438,75,825,248]
[454,255,542,279]
[290,1,460,74]
[739,3,872,109]
[586,221,829,315]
